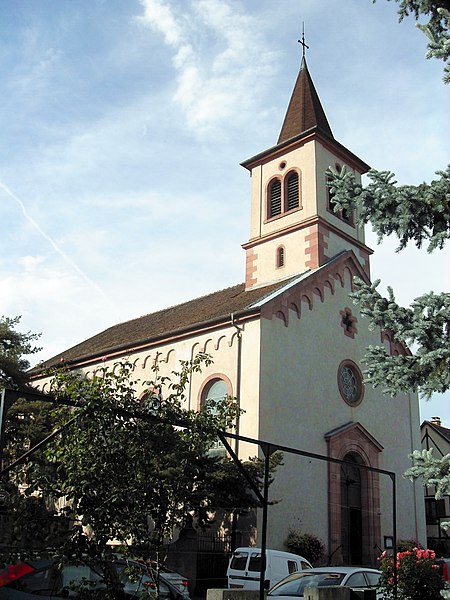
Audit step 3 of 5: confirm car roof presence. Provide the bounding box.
[279,567,380,577]
[303,567,379,572]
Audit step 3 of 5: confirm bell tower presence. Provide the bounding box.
[241,58,372,290]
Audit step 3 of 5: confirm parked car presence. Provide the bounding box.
[227,547,312,590]
[267,566,382,599]
[0,558,191,600]
[140,561,189,594]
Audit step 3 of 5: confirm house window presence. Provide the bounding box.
[267,170,301,220]
[276,246,285,268]
[426,498,446,523]
[338,360,364,406]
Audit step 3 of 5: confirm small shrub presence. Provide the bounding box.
[396,538,423,552]
[284,529,325,565]
[377,547,443,600]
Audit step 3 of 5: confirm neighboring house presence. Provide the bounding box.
[32,57,426,567]
[421,417,450,555]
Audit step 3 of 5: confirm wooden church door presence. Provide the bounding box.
[341,453,364,565]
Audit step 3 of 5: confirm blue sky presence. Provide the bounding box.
[0,0,448,423]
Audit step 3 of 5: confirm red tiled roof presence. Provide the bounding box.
[36,278,294,370]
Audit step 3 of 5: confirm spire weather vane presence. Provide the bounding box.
[298,22,309,58]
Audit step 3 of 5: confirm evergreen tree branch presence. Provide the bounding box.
[326,165,450,252]
[350,279,450,398]
[376,1,450,82]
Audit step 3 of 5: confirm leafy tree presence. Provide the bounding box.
[0,315,41,389]
[0,316,57,476]
[0,316,62,551]
[2,355,280,598]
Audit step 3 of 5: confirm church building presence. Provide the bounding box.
[34,57,426,566]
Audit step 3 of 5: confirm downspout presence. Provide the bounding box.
[231,313,243,457]
[188,344,195,411]
[259,164,263,238]
[230,313,243,551]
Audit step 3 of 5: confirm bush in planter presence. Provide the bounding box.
[377,547,444,600]
[284,530,325,565]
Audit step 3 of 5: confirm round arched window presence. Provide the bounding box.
[337,360,364,406]
[201,378,229,456]
[202,378,228,414]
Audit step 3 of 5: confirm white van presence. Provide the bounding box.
[227,547,312,590]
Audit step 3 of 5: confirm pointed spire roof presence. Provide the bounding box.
[277,57,333,144]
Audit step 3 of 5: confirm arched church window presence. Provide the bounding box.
[201,377,229,456]
[268,179,282,218]
[202,378,228,411]
[285,171,299,211]
[276,246,285,268]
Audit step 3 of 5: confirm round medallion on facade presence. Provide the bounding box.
[337,360,364,406]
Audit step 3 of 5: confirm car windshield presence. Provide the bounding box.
[269,572,345,596]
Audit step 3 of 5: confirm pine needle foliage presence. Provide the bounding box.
[350,280,450,399]
[376,1,450,82]
[326,166,450,252]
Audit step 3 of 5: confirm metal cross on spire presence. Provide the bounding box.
[298,22,309,59]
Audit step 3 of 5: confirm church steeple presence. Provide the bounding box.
[278,57,333,144]
[241,60,371,291]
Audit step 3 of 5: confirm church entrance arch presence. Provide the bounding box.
[325,422,383,566]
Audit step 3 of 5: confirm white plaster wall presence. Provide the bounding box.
[35,318,263,468]
[248,141,317,242]
[256,271,425,553]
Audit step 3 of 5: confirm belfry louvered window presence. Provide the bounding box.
[286,172,299,211]
[267,170,301,220]
[269,179,282,218]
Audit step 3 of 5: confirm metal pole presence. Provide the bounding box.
[259,443,271,600]
[391,473,398,600]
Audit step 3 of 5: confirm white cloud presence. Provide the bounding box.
[18,255,45,271]
[137,0,277,136]
[138,0,183,47]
